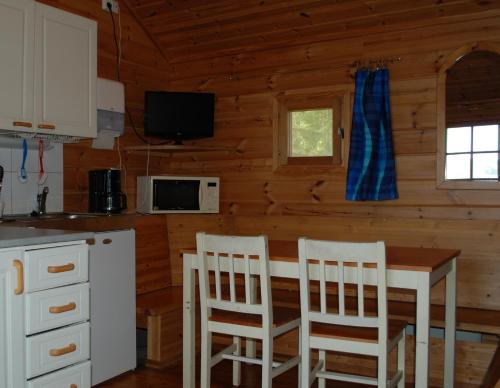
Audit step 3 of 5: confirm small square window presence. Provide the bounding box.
[446,153,470,179]
[473,125,498,152]
[473,152,498,179]
[446,127,471,153]
[273,91,347,170]
[289,109,333,157]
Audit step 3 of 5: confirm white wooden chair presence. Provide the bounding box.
[196,232,301,388]
[298,238,406,387]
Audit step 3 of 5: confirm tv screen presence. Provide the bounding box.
[144,91,215,140]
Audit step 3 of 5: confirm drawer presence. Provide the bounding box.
[26,322,90,379]
[25,283,90,335]
[27,360,90,388]
[25,244,88,292]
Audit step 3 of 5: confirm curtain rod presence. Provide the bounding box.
[351,56,402,69]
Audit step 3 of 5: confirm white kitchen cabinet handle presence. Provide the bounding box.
[47,263,75,273]
[12,260,24,295]
[38,123,56,130]
[13,121,33,128]
[49,343,77,357]
[49,302,77,314]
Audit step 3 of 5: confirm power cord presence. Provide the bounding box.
[106,2,172,146]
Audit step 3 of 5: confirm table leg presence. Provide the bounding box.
[444,259,457,387]
[415,273,430,388]
[246,276,257,359]
[183,257,196,388]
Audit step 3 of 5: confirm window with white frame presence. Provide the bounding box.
[445,124,499,180]
[437,46,500,189]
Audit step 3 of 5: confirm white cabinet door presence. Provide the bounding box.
[90,230,136,385]
[34,3,97,138]
[0,0,34,133]
[0,250,25,388]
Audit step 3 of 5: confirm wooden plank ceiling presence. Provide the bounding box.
[125,0,500,63]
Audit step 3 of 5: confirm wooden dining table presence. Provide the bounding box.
[182,240,460,388]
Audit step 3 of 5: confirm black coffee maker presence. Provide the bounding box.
[88,169,127,213]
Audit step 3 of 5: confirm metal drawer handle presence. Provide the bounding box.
[103,238,112,245]
[49,343,77,357]
[38,123,56,130]
[47,263,75,273]
[49,302,76,314]
[12,260,24,295]
[13,121,32,128]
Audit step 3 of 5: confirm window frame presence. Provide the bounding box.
[444,124,500,181]
[273,88,350,172]
[436,41,500,190]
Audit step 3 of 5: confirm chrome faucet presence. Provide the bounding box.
[37,186,49,215]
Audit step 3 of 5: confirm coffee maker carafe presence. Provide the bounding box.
[88,169,127,213]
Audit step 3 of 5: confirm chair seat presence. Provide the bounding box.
[209,306,300,328]
[311,319,407,343]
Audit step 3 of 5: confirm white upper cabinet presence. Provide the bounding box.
[0,0,35,133]
[0,0,97,138]
[34,3,97,138]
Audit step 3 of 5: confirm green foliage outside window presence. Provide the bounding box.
[290,109,333,157]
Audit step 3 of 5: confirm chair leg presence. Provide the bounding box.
[233,336,241,386]
[301,326,310,388]
[378,351,388,388]
[318,350,326,388]
[200,330,212,388]
[262,335,273,388]
[297,327,302,387]
[397,333,406,388]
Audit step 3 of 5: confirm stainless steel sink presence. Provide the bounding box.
[63,213,101,219]
[2,212,102,222]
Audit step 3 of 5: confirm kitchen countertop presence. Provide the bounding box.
[0,226,94,249]
[2,213,139,233]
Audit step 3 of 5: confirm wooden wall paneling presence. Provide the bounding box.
[135,215,171,295]
[152,2,500,63]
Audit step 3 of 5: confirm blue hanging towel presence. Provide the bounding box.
[346,69,398,201]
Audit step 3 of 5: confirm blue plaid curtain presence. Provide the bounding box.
[345,69,398,201]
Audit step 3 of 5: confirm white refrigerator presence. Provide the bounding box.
[90,229,136,385]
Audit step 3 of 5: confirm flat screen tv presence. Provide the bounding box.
[144,91,215,141]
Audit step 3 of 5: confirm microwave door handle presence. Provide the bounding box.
[151,180,156,212]
[199,184,203,209]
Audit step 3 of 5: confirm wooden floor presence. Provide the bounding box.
[95,360,449,388]
[97,362,369,387]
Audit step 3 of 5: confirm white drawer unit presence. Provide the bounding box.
[24,244,88,292]
[25,283,90,335]
[27,360,91,388]
[0,238,92,387]
[26,322,90,379]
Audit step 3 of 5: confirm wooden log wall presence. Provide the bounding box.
[157,2,500,311]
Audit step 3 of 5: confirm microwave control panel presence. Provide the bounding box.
[204,181,219,212]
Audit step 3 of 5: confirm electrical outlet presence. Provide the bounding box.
[102,0,119,13]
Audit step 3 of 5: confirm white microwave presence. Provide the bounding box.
[136,176,219,214]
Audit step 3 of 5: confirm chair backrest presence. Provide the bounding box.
[298,238,387,341]
[196,232,273,327]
